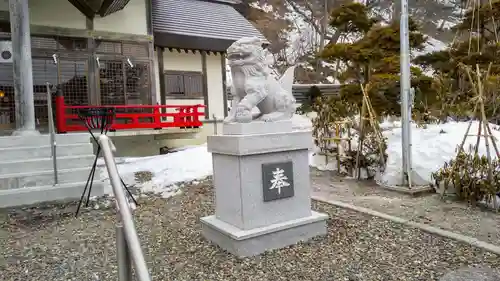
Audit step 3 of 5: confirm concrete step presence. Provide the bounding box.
[0,180,104,208]
[0,167,93,190]
[0,155,95,175]
[0,133,91,148]
[0,143,94,161]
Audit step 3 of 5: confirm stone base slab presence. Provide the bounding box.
[0,180,104,208]
[207,130,312,156]
[200,211,328,257]
[223,120,293,135]
[379,184,434,196]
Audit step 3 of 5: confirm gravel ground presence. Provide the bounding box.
[1,179,499,281]
[310,169,500,245]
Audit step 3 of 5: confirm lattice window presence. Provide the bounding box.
[0,63,14,127]
[31,36,88,52]
[125,62,150,105]
[31,36,59,50]
[96,41,122,54]
[164,71,204,98]
[123,43,149,58]
[57,37,88,51]
[31,58,88,128]
[59,60,89,106]
[96,40,150,59]
[0,36,153,130]
[32,58,56,127]
[99,59,151,105]
[99,60,125,105]
[165,73,184,96]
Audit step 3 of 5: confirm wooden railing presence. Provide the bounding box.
[55,95,205,133]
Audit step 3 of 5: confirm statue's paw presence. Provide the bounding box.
[223,115,236,123]
[235,109,252,123]
[260,112,285,122]
[259,114,273,122]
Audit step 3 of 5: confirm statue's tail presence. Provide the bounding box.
[279,65,296,97]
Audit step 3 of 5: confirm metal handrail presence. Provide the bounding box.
[98,135,151,281]
[46,83,58,185]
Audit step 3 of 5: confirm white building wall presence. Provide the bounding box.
[153,48,161,103]
[0,0,86,29]
[0,0,148,35]
[157,49,226,119]
[93,0,148,35]
[152,48,226,147]
[163,50,202,71]
[206,53,224,120]
[161,49,205,119]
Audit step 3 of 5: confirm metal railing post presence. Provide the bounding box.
[212,114,218,135]
[117,224,133,281]
[46,83,58,185]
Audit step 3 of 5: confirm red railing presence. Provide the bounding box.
[55,96,205,133]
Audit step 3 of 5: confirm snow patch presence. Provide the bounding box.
[98,145,212,198]
[379,121,500,186]
[97,120,499,208]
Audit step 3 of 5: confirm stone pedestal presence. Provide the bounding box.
[201,120,328,257]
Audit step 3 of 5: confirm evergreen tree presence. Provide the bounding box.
[414,0,500,120]
[307,85,323,104]
[296,85,323,114]
[319,1,433,116]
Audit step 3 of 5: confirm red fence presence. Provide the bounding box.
[55,96,205,133]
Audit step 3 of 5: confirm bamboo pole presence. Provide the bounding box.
[354,84,386,179]
[476,64,497,210]
[363,92,386,168]
[347,121,353,176]
[441,96,478,198]
[355,94,367,180]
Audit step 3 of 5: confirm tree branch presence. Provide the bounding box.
[284,0,334,41]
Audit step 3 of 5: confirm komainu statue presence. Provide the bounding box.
[225,37,296,123]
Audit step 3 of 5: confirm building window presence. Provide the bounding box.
[164,71,204,98]
[99,60,151,106]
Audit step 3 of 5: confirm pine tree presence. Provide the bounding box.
[296,85,323,114]
[319,1,432,116]
[414,0,500,120]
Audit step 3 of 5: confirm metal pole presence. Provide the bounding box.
[400,0,412,187]
[9,0,38,136]
[117,225,133,281]
[46,83,58,185]
[212,114,218,135]
[99,135,151,281]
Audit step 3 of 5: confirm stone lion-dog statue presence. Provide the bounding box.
[225,37,296,123]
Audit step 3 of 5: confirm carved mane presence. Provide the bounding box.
[228,37,270,81]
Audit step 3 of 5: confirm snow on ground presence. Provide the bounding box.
[310,120,500,207]
[379,120,500,208]
[413,36,448,58]
[380,121,500,186]
[98,120,499,208]
[98,145,212,198]
[309,120,500,186]
[101,121,498,190]
[98,115,312,199]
